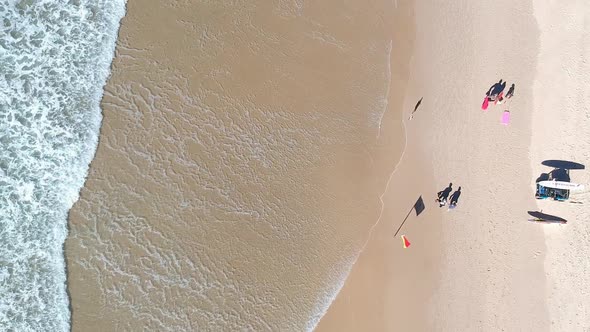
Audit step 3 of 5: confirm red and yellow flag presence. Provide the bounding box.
[401,235,411,248]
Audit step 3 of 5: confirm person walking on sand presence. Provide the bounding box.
[486,79,503,97]
[449,186,462,207]
[505,83,515,99]
[436,182,453,206]
[495,81,507,104]
[486,79,506,103]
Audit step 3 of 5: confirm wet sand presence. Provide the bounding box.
[65,0,590,330]
[315,1,446,331]
[65,0,405,330]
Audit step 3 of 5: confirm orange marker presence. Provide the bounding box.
[401,235,411,248]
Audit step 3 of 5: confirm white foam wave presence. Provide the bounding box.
[0,1,126,330]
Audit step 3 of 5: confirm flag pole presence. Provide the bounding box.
[394,205,414,237]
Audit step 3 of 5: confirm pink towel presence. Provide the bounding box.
[501,110,510,125]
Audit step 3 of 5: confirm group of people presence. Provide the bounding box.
[435,183,462,208]
[428,80,520,210]
[486,79,515,104]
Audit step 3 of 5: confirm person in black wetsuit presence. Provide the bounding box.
[505,84,515,99]
[436,183,453,206]
[487,80,507,102]
[486,79,502,96]
[449,187,462,207]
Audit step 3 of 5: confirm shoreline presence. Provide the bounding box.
[65,0,407,330]
[61,0,590,330]
[315,0,447,330]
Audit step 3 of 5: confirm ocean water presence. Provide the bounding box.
[0,1,125,330]
[65,1,402,331]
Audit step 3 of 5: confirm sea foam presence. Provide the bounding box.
[0,1,125,330]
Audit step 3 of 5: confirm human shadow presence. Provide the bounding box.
[541,160,586,170]
[436,182,453,207]
[527,210,567,224]
[449,187,462,206]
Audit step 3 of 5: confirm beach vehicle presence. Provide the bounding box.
[535,181,570,201]
[535,179,584,201]
[535,160,585,201]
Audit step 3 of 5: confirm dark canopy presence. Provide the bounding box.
[541,160,585,170]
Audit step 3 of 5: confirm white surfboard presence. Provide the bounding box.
[538,180,584,191]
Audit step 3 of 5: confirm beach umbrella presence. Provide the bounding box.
[401,235,411,248]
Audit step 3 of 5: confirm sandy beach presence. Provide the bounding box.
[404,1,550,330]
[531,2,590,330]
[316,1,446,331]
[320,0,590,331]
[62,0,590,331]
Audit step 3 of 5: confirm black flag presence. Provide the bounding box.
[394,196,426,237]
[414,196,425,216]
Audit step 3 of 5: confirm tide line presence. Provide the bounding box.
[309,99,411,331]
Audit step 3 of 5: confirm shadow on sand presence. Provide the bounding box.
[536,168,571,183]
[527,210,567,224]
[541,160,586,170]
[394,196,425,237]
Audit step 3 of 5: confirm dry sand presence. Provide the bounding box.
[413,1,549,330]
[531,2,590,331]
[318,0,570,331]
